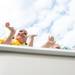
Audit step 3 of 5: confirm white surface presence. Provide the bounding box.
[0,45,75,75]
[0,52,75,75]
[0,45,75,56]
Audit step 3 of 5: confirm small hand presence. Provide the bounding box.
[5,22,16,35]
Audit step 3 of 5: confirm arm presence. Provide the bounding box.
[29,35,37,47]
[3,23,16,44]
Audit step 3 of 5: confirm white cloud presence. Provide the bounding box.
[0,0,75,49]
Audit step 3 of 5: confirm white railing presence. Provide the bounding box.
[0,44,75,57]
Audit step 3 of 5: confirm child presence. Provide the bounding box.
[42,36,60,49]
[0,22,36,47]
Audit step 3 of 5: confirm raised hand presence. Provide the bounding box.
[28,34,37,47]
[4,22,16,44]
[5,22,16,35]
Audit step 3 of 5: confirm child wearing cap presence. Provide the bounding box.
[0,22,36,47]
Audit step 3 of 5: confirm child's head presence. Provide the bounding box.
[16,29,28,43]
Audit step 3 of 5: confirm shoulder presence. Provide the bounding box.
[11,39,21,45]
[0,38,5,44]
[11,39,28,46]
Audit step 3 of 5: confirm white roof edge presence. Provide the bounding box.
[0,44,75,57]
